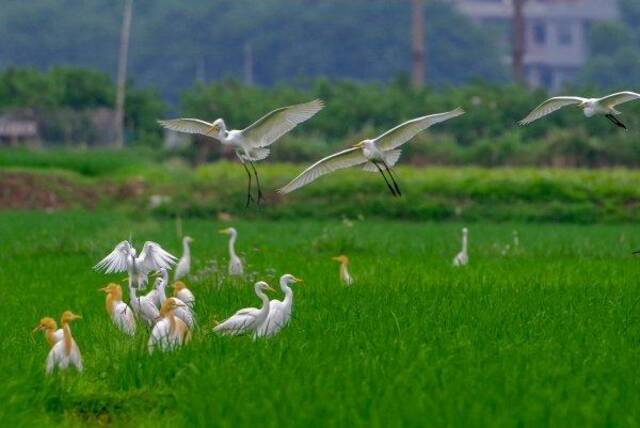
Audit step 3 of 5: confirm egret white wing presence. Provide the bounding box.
[241,99,323,148]
[519,97,586,125]
[157,118,220,138]
[599,91,640,108]
[214,308,260,335]
[94,241,132,273]
[374,108,465,151]
[138,242,177,273]
[278,147,367,194]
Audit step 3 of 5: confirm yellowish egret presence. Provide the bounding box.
[332,255,354,286]
[100,283,136,336]
[148,298,191,354]
[32,317,63,347]
[45,311,83,374]
[172,281,195,308]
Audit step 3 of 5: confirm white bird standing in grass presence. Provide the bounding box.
[149,269,196,329]
[213,281,275,336]
[256,274,303,338]
[148,298,191,354]
[94,240,177,290]
[33,317,63,347]
[128,284,160,329]
[453,227,469,267]
[332,255,354,286]
[519,91,640,130]
[158,99,324,206]
[279,108,465,196]
[100,283,136,336]
[174,236,193,281]
[219,227,244,277]
[172,281,195,308]
[45,311,83,374]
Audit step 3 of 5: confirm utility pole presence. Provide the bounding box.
[244,41,254,85]
[114,0,133,149]
[512,0,526,85]
[411,0,425,88]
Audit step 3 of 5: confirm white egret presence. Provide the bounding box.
[174,236,193,281]
[94,240,177,290]
[100,283,136,336]
[148,298,191,354]
[256,274,303,338]
[128,284,160,329]
[219,227,244,277]
[158,99,324,205]
[453,227,469,267]
[279,108,465,196]
[519,91,640,130]
[172,281,195,308]
[45,311,83,374]
[332,255,354,286]
[149,269,196,329]
[33,317,63,347]
[213,281,275,336]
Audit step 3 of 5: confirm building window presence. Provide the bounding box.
[532,22,546,45]
[557,23,573,45]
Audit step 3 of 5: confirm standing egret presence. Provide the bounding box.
[33,317,63,347]
[453,227,469,267]
[45,311,83,374]
[128,284,160,329]
[99,283,136,336]
[149,269,196,329]
[279,108,464,196]
[219,227,244,277]
[148,298,191,354]
[518,92,640,130]
[256,274,302,338]
[332,255,354,286]
[213,281,275,336]
[172,281,195,308]
[174,236,193,281]
[158,99,324,205]
[94,240,177,290]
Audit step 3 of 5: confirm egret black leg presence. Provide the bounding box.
[241,162,255,207]
[249,161,263,204]
[374,162,397,196]
[606,114,627,130]
[382,162,402,196]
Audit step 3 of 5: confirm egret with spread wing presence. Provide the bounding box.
[519,92,640,130]
[278,108,464,196]
[213,281,275,336]
[158,99,324,205]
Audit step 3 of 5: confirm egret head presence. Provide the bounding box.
[210,118,226,136]
[218,227,237,236]
[171,281,187,292]
[280,273,303,286]
[99,283,122,295]
[352,139,373,149]
[462,227,468,235]
[61,311,82,324]
[332,255,349,264]
[183,236,194,244]
[33,317,57,333]
[160,297,185,315]
[255,281,275,293]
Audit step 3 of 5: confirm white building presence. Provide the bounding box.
[451,0,619,90]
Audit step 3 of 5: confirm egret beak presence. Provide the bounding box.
[32,325,42,334]
[352,141,365,148]
[265,285,276,293]
[294,277,303,285]
[99,286,109,292]
[70,313,82,320]
[218,228,229,235]
[120,277,129,283]
[331,256,340,261]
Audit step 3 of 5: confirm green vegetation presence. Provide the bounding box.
[1,212,640,426]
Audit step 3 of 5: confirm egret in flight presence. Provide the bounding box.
[45,311,83,374]
[213,281,275,336]
[332,255,354,286]
[158,99,324,205]
[100,283,136,336]
[94,240,176,290]
[453,227,469,267]
[278,108,464,196]
[148,298,191,354]
[519,91,640,130]
[256,274,302,338]
[174,236,193,281]
[33,317,63,347]
[219,227,244,277]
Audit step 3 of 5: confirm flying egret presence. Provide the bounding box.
[453,227,469,267]
[256,274,303,338]
[100,283,136,336]
[148,298,191,354]
[45,311,83,374]
[172,281,195,308]
[94,240,177,290]
[174,236,193,281]
[128,284,160,329]
[332,255,354,286]
[219,227,244,277]
[149,269,196,329]
[33,317,63,347]
[518,91,640,130]
[278,108,465,196]
[158,99,324,205]
[213,281,275,336]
